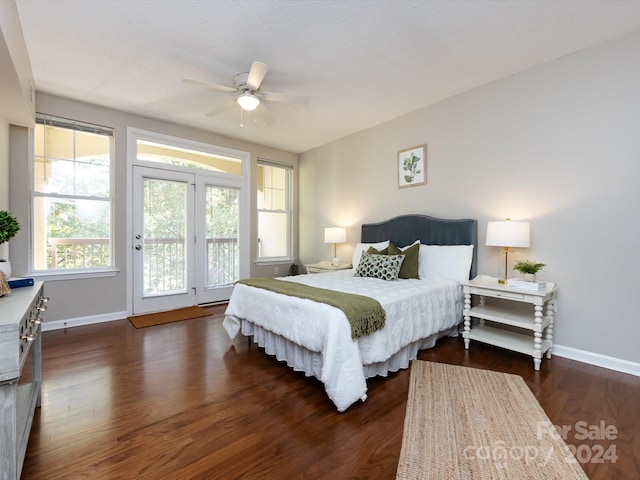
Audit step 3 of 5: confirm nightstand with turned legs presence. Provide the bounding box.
[462,276,558,371]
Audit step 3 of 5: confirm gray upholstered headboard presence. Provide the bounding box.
[361,214,478,280]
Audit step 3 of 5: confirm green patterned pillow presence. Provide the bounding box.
[355,252,405,281]
[388,242,420,279]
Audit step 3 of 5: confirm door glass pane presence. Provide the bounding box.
[206,186,239,288]
[143,179,187,296]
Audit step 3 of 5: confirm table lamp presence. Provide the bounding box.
[486,219,530,284]
[324,227,346,266]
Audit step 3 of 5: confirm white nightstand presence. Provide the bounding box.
[462,276,558,371]
[305,261,353,273]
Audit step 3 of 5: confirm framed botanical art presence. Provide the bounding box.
[398,144,426,188]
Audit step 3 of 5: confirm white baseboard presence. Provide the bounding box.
[553,344,640,377]
[42,311,127,332]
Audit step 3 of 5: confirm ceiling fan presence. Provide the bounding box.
[183,61,309,122]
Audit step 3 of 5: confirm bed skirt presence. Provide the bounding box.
[240,320,459,380]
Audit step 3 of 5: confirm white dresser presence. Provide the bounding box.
[0,282,46,480]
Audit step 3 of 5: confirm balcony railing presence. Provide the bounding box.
[48,238,110,269]
[206,237,238,287]
[47,237,238,287]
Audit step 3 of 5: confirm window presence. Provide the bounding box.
[136,139,243,174]
[32,115,114,273]
[257,160,292,261]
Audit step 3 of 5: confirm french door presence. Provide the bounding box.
[132,166,241,314]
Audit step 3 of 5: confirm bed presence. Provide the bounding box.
[223,214,478,411]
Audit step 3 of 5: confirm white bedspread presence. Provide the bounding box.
[223,269,463,411]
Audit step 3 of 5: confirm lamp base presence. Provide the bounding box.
[497,247,510,285]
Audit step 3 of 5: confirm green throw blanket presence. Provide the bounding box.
[237,278,386,340]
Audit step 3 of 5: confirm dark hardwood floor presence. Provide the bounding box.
[21,306,639,479]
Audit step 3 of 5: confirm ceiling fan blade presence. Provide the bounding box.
[246,61,269,90]
[261,91,310,104]
[205,99,237,117]
[183,78,237,93]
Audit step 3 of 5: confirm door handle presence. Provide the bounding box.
[135,245,142,250]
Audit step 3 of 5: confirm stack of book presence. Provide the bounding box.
[507,278,547,291]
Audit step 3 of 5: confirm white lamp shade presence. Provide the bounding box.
[237,93,260,111]
[324,227,346,244]
[486,221,530,248]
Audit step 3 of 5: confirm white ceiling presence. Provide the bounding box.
[14,0,640,154]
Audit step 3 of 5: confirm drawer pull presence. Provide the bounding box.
[22,333,36,342]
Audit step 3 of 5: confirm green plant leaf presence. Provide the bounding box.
[513,259,546,274]
[0,211,20,244]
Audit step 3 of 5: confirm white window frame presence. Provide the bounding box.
[256,159,293,264]
[30,114,117,280]
[126,127,251,312]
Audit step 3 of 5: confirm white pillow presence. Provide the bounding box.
[418,244,474,283]
[351,240,390,268]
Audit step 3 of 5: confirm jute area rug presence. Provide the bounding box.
[128,306,211,328]
[396,361,588,480]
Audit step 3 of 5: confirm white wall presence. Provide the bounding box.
[299,30,640,364]
[0,0,34,127]
[1,0,33,212]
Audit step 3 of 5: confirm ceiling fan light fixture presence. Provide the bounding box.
[237,93,260,111]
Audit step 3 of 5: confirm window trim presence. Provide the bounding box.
[30,114,116,278]
[129,128,247,178]
[256,158,293,263]
[126,127,252,311]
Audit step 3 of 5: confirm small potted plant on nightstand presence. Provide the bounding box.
[513,260,546,282]
[0,210,21,279]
